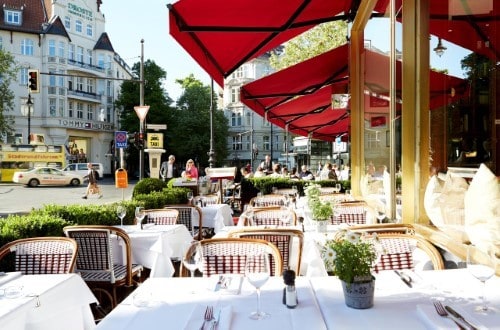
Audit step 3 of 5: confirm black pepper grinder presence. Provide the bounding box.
[282,270,298,308]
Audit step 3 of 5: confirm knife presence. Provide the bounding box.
[214,275,224,292]
[445,305,478,330]
[394,270,412,288]
[211,308,221,330]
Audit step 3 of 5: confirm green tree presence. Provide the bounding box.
[270,21,348,70]
[114,59,175,176]
[169,74,229,169]
[0,50,18,137]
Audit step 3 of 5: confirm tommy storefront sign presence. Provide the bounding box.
[58,119,114,131]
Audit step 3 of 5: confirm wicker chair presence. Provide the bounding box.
[0,237,78,274]
[373,234,445,272]
[143,208,179,225]
[193,194,220,206]
[246,207,297,226]
[331,202,367,225]
[180,238,283,277]
[229,228,304,275]
[249,194,287,207]
[348,223,416,235]
[63,225,143,307]
[164,205,203,240]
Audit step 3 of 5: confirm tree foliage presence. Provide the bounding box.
[169,74,229,169]
[270,21,348,70]
[0,50,18,138]
[114,59,175,176]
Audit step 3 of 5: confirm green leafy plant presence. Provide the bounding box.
[321,229,382,285]
[310,199,333,221]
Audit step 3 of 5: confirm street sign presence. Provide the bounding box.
[147,133,163,148]
[115,131,128,149]
[146,124,167,131]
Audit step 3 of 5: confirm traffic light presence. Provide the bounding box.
[28,69,40,93]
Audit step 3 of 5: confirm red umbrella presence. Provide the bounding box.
[168,0,388,87]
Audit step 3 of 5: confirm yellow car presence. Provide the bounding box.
[13,167,84,187]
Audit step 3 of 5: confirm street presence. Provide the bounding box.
[0,177,136,217]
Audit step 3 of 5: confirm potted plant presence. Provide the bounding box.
[310,199,333,232]
[321,229,383,309]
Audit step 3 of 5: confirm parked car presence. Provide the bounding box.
[13,167,84,187]
[62,163,104,180]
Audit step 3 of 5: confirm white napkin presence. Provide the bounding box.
[184,304,232,330]
[417,304,485,330]
[0,271,22,287]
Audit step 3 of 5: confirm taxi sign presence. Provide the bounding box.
[115,131,128,149]
[147,133,163,149]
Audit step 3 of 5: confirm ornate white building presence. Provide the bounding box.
[222,54,289,171]
[0,0,132,175]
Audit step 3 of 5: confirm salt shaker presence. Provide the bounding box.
[282,270,298,308]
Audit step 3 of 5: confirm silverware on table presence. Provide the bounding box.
[445,305,479,330]
[200,306,213,330]
[394,270,412,288]
[433,301,469,330]
[211,308,221,330]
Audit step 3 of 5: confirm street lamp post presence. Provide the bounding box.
[207,78,216,168]
[21,94,34,144]
[134,105,149,180]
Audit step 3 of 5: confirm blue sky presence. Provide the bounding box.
[101,3,469,102]
[101,1,212,101]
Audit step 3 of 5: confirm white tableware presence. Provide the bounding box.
[182,241,204,278]
[245,253,270,320]
[117,205,126,226]
[135,207,145,229]
[467,245,497,314]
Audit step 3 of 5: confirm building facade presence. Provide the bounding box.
[222,54,289,171]
[0,0,132,175]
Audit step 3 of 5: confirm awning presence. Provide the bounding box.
[241,45,468,141]
[168,0,388,87]
[429,0,499,60]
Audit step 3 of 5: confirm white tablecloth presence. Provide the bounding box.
[96,277,327,330]
[0,274,97,330]
[193,204,234,233]
[113,225,193,277]
[312,269,500,330]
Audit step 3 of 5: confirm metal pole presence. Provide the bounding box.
[27,94,33,144]
[139,39,145,180]
[208,78,216,168]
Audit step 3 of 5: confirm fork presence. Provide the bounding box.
[200,306,213,330]
[433,301,468,330]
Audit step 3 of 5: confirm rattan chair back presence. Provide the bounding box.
[0,237,77,274]
[249,194,287,207]
[164,205,203,240]
[144,209,179,225]
[229,228,304,275]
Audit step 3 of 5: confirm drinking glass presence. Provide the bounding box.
[272,186,278,194]
[116,205,126,226]
[187,191,193,204]
[182,241,204,278]
[245,253,270,320]
[376,207,386,224]
[291,185,298,207]
[135,207,145,229]
[467,245,497,314]
[335,183,342,193]
[280,206,290,226]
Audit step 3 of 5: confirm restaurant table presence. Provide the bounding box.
[193,204,234,234]
[96,276,327,330]
[113,224,193,277]
[0,273,97,330]
[313,269,500,329]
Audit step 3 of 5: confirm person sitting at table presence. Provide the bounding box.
[269,163,283,178]
[241,166,254,179]
[253,166,266,178]
[181,159,199,179]
[299,165,314,180]
[290,167,300,180]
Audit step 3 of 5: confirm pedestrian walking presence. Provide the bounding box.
[82,163,102,199]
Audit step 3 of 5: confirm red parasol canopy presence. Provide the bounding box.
[168,0,388,87]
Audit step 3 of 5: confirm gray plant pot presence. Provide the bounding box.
[315,220,328,233]
[341,279,375,309]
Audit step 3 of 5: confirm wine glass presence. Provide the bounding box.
[116,205,126,226]
[376,207,386,224]
[335,183,342,194]
[182,241,204,278]
[187,191,193,205]
[135,207,145,229]
[272,186,278,194]
[291,185,298,207]
[280,206,290,226]
[467,245,497,314]
[245,253,270,320]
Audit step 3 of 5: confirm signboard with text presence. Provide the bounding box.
[147,133,163,149]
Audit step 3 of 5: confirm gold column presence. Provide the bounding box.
[350,0,378,196]
[401,0,430,223]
